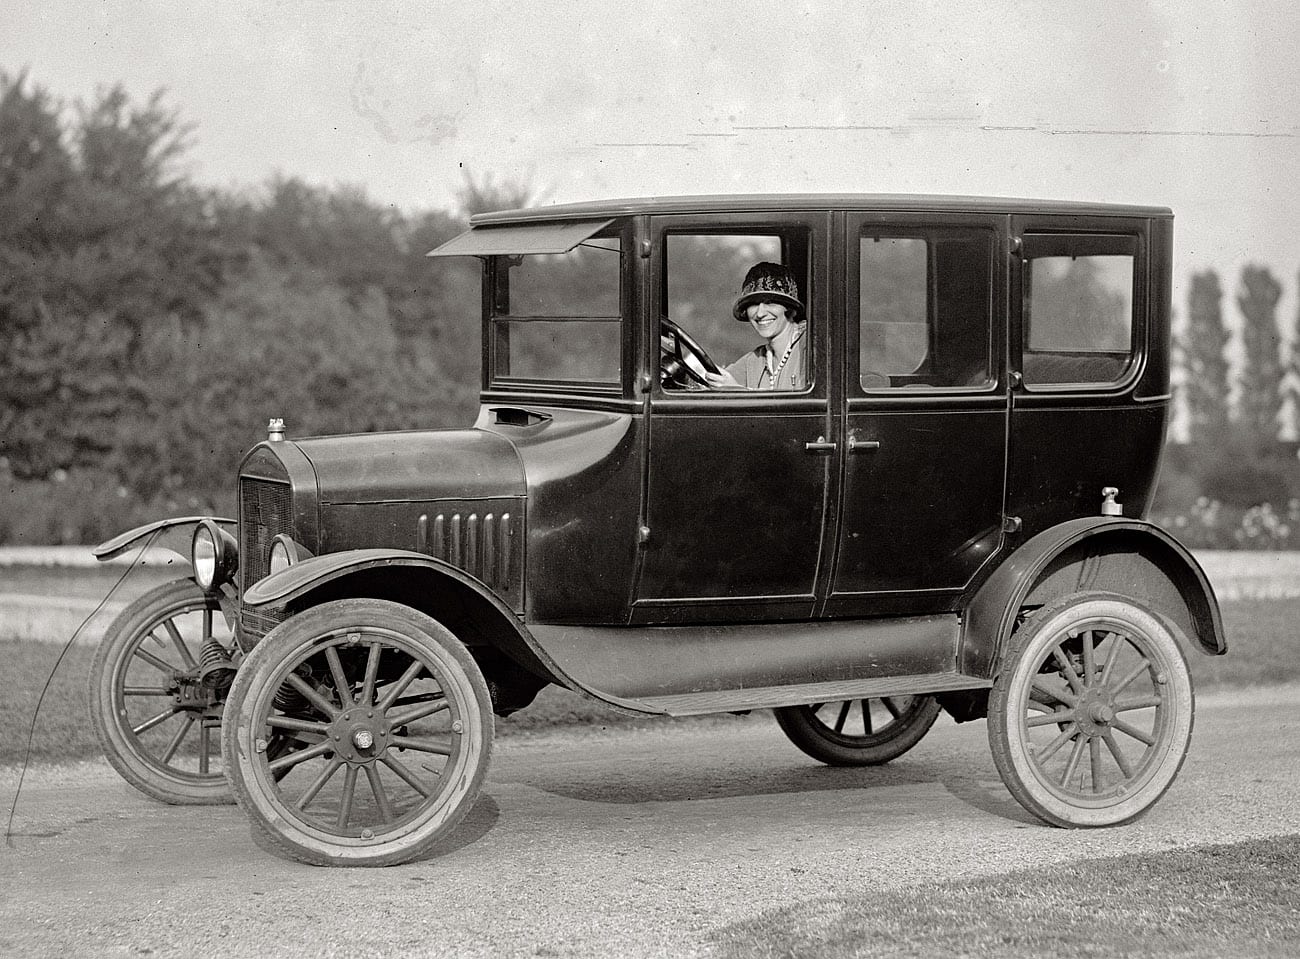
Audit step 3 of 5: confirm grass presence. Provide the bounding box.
[1191,596,1300,687]
[0,642,729,766]
[1,595,1297,766]
[711,835,1300,959]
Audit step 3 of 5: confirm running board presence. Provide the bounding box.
[628,673,993,717]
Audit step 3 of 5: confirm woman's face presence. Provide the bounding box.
[745,300,793,342]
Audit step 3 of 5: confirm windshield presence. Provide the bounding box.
[488,226,625,390]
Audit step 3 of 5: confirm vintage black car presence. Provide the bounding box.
[90,194,1226,866]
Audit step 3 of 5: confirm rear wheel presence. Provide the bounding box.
[89,579,234,805]
[221,599,493,866]
[774,695,941,766]
[987,592,1194,827]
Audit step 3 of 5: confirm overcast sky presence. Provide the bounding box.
[8,0,1300,323]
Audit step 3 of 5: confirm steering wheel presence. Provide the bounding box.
[660,318,723,388]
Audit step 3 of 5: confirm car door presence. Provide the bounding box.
[1005,215,1162,535]
[632,211,836,624]
[825,211,1009,617]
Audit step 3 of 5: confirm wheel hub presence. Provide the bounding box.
[327,710,392,764]
[1076,687,1117,734]
[1088,702,1115,725]
[174,672,222,710]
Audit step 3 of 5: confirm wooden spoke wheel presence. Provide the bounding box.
[774,695,941,766]
[221,599,493,867]
[988,592,1194,827]
[89,579,235,804]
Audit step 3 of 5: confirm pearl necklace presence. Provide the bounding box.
[766,327,805,389]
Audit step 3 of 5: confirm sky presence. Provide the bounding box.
[6,0,1300,327]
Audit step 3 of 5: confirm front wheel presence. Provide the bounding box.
[773,695,941,766]
[88,579,234,804]
[987,592,1194,828]
[221,599,493,866]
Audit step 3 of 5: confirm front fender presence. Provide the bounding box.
[241,548,659,719]
[93,516,236,567]
[243,548,501,608]
[961,517,1225,678]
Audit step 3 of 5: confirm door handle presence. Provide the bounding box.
[804,436,837,454]
[848,437,881,453]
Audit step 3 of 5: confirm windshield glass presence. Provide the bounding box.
[489,227,624,389]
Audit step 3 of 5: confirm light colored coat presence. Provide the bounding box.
[724,328,808,390]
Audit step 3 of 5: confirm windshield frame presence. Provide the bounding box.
[482,218,634,399]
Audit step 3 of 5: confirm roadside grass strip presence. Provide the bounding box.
[711,835,1300,959]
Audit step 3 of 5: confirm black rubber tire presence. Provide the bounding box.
[88,579,234,805]
[221,599,493,866]
[774,695,942,766]
[987,591,1194,828]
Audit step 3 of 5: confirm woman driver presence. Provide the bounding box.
[704,262,807,391]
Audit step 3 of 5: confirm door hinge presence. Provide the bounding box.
[1002,515,1023,534]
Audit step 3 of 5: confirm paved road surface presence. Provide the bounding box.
[2,685,1298,958]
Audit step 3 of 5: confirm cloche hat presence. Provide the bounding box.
[732,262,804,321]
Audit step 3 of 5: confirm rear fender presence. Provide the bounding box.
[93,515,236,570]
[961,517,1225,679]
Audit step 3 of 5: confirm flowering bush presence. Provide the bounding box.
[1150,498,1300,550]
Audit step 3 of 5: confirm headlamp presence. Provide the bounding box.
[192,520,238,590]
[269,534,310,577]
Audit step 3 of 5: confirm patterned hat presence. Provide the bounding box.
[732,262,804,320]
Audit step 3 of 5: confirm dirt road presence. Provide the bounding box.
[3,685,1298,958]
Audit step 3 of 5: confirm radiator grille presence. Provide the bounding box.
[239,477,293,640]
[240,606,287,642]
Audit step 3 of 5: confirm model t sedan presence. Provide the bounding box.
[90,194,1225,865]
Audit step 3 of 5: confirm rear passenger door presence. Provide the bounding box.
[1006,216,1158,536]
[826,212,1008,617]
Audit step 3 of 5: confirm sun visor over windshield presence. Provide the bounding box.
[427,219,616,257]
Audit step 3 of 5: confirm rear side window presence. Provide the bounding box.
[857,228,994,391]
[1022,234,1137,387]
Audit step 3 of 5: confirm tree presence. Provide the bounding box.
[0,70,76,249]
[455,170,539,217]
[1237,264,1284,442]
[1287,267,1300,441]
[144,259,474,495]
[1181,269,1231,443]
[243,176,404,301]
[0,77,222,483]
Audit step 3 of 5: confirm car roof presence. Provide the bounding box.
[470,193,1173,225]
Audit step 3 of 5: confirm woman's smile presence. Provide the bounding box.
[746,301,791,340]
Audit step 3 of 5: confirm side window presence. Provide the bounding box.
[662,230,811,393]
[1022,234,1136,387]
[858,229,993,391]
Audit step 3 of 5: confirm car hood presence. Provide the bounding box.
[293,428,526,505]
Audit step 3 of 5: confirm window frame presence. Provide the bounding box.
[1017,231,1145,394]
[649,212,825,403]
[483,220,632,396]
[847,219,1000,398]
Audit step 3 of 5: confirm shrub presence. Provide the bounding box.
[0,462,228,545]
